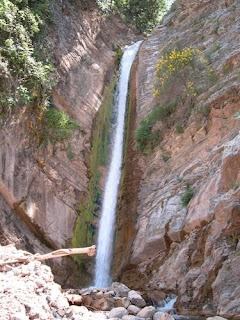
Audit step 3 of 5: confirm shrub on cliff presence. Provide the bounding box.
[154,47,207,99]
[154,46,216,102]
[135,101,176,151]
[43,108,81,143]
[135,46,216,153]
[181,184,194,206]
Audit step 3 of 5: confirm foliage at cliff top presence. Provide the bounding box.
[0,0,55,109]
[96,0,166,33]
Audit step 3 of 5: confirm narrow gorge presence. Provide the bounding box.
[0,0,240,319]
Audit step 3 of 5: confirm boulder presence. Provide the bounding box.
[92,291,104,299]
[92,298,111,311]
[137,306,155,318]
[10,313,29,320]
[128,291,146,308]
[108,307,129,319]
[90,312,108,320]
[153,312,175,320]
[115,298,131,309]
[65,294,82,305]
[70,305,89,315]
[206,317,228,320]
[82,295,93,306]
[105,296,116,305]
[111,283,130,298]
[80,288,92,296]
[127,305,141,315]
[105,291,116,297]
[122,316,145,320]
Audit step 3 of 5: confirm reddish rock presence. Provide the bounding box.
[82,295,93,307]
[114,0,240,317]
[91,298,111,311]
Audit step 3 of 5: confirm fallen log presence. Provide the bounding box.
[0,245,96,266]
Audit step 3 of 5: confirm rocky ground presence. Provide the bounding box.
[0,245,232,320]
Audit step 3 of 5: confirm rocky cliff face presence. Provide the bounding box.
[0,0,136,285]
[116,0,240,317]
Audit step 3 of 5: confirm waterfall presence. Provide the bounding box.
[94,40,142,288]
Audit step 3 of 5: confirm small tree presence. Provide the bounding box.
[121,0,165,32]
[96,0,166,33]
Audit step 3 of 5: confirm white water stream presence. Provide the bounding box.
[94,41,142,288]
[156,295,177,313]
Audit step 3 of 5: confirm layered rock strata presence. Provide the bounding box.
[115,0,240,317]
[0,0,137,284]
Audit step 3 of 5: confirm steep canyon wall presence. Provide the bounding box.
[115,0,240,317]
[0,0,137,286]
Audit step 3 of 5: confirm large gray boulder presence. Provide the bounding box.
[206,317,228,320]
[127,305,141,315]
[128,291,146,308]
[111,283,131,298]
[137,306,155,318]
[122,316,145,320]
[108,307,128,319]
[153,312,175,320]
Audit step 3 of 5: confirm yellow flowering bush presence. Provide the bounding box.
[154,47,207,98]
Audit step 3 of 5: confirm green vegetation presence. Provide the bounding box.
[232,183,240,191]
[0,0,55,109]
[231,233,239,245]
[96,0,166,33]
[0,0,79,145]
[175,123,184,133]
[72,82,115,266]
[177,176,184,183]
[154,47,207,98]
[198,105,210,117]
[42,108,81,143]
[234,112,240,119]
[135,46,217,153]
[169,1,178,12]
[113,44,123,67]
[204,43,221,61]
[222,63,231,75]
[135,101,176,151]
[66,144,76,160]
[181,184,194,206]
[162,155,170,162]
[213,20,220,35]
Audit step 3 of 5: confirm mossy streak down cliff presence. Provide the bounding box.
[112,58,143,280]
[72,81,116,275]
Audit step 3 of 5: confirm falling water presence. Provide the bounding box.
[156,295,177,313]
[94,40,142,288]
